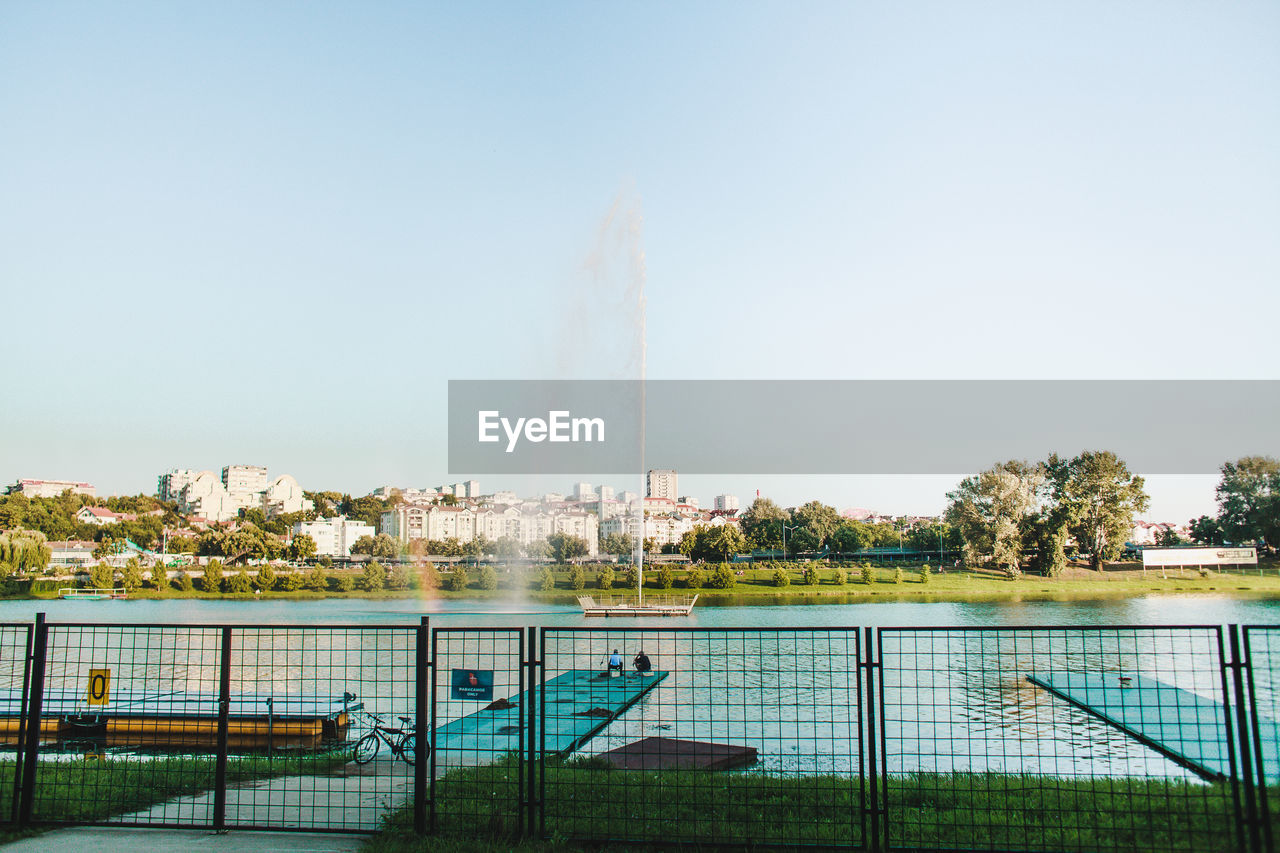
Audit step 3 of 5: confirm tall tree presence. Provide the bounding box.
[1189,515,1224,545]
[945,460,1044,576]
[547,532,589,564]
[1047,451,1149,570]
[1215,456,1280,551]
[738,498,790,550]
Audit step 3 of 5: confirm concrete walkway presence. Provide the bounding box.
[0,826,368,852]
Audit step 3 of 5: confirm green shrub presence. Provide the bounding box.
[684,566,705,589]
[446,567,469,591]
[920,564,931,585]
[278,571,305,591]
[387,564,411,590]
[860,563,874,585]
[894,567,904,584]
[657,565,674,589]
[539,568,555,591]
[336,573,355,592]
[772,567,791,588]
[595,566,615,590]
[569,566,586,590]
[414,563,441,590]
[707,563,736,589]
[256,564,276,590]
[120,559,143,592]
[89,564,116,590]
[306,565,330,591]
[176,572,194,592]
[833,567,848,585]
[227,569,253,594]
[801,566,819,585]
[199,561,223,594]
[622,566,639,590]
[479,566,499,591]
[361,561,386,592]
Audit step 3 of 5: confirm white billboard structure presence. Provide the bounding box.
[1142,546,1257,569]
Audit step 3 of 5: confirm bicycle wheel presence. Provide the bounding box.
[399,733,415,766]
[353,732,380,764]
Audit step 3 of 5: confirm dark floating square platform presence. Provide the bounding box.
[598,736,757,771]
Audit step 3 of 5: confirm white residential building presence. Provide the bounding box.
[7,479,96,499]
[293,516,374,557]
[381,500,598,555]
[645,470,678,500]
[223,465,269,496]
[597,485,615,502]
[572,482,595,501]
[76,506,130,526]
[160,465,311,522]
[158,470,198,503]
[714,494,740,512]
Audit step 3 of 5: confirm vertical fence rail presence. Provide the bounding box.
[414,616,429,836]
[2,622,33,826]
[16,613,46,827]
[1242,625,1280,853]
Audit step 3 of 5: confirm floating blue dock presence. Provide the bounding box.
[431,669,666,762]
[1028,672,1280,781]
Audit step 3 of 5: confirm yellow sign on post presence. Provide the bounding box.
[86,668,111,706]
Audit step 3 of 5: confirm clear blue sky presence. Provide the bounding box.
[3,2,1277,521]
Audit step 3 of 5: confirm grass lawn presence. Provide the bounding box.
[0,751,348,826]
[364,757,1243,852]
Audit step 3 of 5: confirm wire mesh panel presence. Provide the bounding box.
[539,627,863,849]
[1242,625,1280,853]
[0,623,31,825]
[878,626,1240,853]
[428,628,525,838]
[224,625,416,832]
[32,623,224,827]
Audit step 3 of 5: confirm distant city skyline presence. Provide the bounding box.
[5,468,1221,526]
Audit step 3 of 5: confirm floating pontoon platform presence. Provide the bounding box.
[1028,671,1280,781]
[0,687,359,750]
[597,736,757,771]
[578,595,697,617]
[431,669,667,761]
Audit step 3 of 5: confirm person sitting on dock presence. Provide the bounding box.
[633,650,652,675]
[607,649,623,675]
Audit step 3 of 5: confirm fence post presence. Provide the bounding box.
[414,616,428,835]
[213,626,232,831]
[1228,625,1262,853]
[17,613,47,827]
[1242,627,1273,853]
[9,622,34,824]
[525,625,538,840]
[862,626,881,853]
[428,624,439,833]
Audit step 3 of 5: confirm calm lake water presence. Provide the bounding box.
[3,591,1279,627]
[7,594,1279,780]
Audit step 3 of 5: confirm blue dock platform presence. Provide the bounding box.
[432,669,666,763]
[1028,672,1280,781]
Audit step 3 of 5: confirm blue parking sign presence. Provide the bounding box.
[451,668,494,701]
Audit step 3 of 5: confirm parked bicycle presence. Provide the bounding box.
[352,711,425,766]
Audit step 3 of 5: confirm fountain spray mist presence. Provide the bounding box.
[581,192,647,599]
